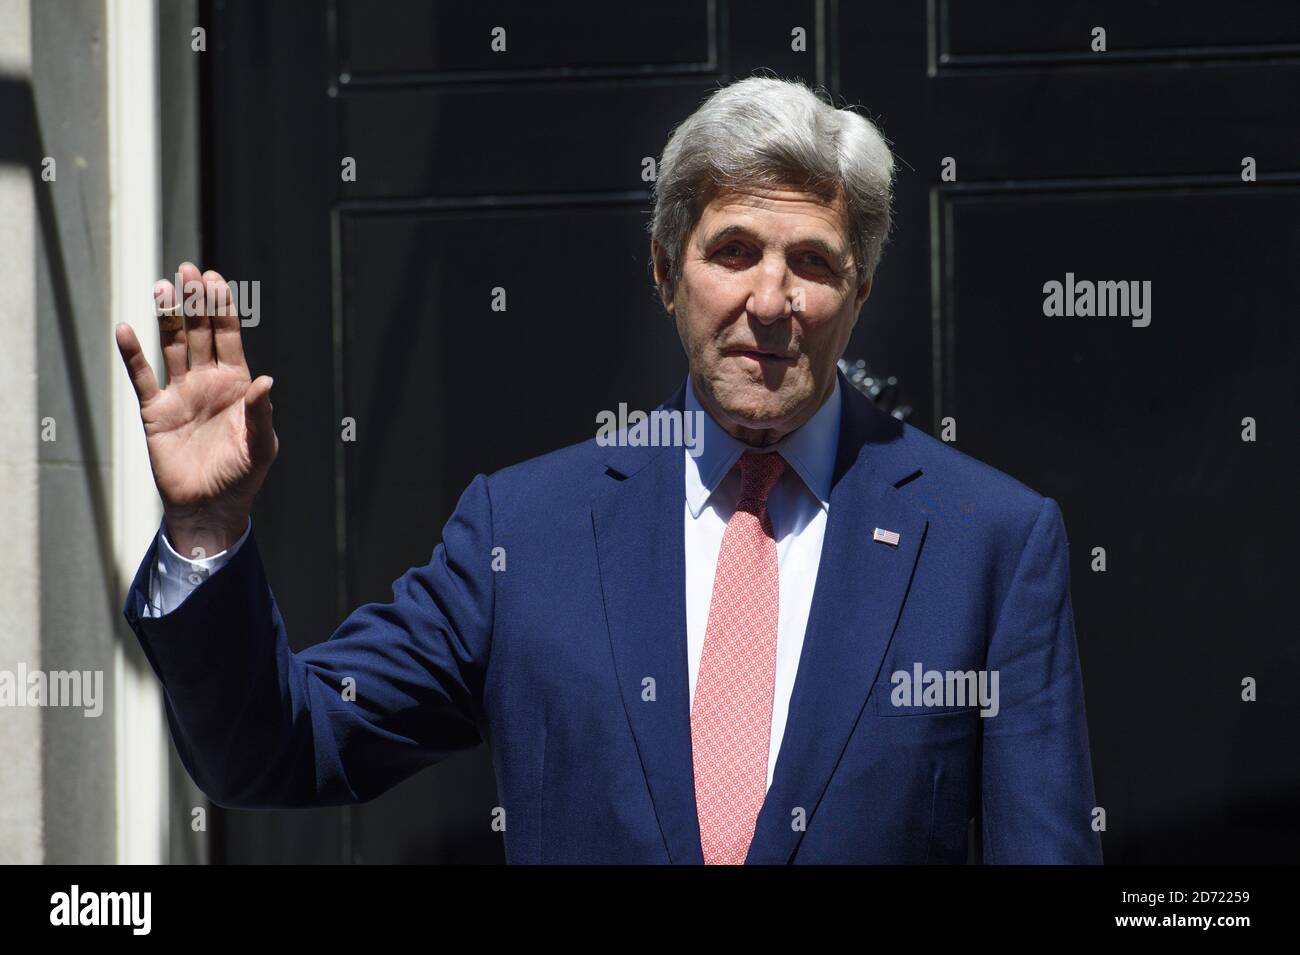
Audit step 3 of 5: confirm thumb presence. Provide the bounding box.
[244,375,277,463]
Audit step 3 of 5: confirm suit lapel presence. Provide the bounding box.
[590,381,704,864]
[745,377,929,863]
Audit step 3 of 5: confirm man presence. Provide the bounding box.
[116,76,1101,864]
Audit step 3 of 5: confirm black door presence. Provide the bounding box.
[199,0,1298,863]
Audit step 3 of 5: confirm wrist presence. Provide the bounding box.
[163,507,249,561]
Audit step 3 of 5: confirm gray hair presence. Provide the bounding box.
[649,75,895,299]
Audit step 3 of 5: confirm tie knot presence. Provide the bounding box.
[736,451,788,509]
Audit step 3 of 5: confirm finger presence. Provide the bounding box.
[114,323,161,405]
[243,375,277,468]
[179,261,213,367]
[154,278,188,383]
[209,273,247,372]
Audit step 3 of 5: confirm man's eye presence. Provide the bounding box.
[716,244,746,258]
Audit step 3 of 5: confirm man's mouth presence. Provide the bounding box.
[723,347,794,364]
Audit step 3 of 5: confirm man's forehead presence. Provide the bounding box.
[695,186,851,250]
[705,183,844,214]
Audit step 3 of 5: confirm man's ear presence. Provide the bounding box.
[650,239,675,315]
[854,273,873,312]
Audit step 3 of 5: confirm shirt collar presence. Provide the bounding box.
[684,371,842,518]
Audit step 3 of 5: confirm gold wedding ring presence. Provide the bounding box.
[156,302,184,332]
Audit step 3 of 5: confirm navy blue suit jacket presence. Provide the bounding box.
[123,371,1102,863]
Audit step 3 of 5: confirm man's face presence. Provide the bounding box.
[654,185,872,446]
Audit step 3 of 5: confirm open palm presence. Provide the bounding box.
[115,262,277,556]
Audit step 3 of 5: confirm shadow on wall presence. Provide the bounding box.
[0,74,133,648]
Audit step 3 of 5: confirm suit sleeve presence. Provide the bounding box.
[980,496,1103,863]
[121,474,496,809]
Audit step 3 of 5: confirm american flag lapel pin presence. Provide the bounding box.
[872,527,901,547]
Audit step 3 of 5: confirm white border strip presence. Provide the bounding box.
[108,0,167,865]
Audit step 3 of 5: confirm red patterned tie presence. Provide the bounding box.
[691,450,789,864]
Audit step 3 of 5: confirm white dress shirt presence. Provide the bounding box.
[683,373,841,792]
[147,376,844,796]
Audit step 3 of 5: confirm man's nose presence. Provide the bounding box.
[747,256,794,325]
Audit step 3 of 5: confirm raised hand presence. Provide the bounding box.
[115,262,278,560]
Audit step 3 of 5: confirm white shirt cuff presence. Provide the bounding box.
[143,516,253,618]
